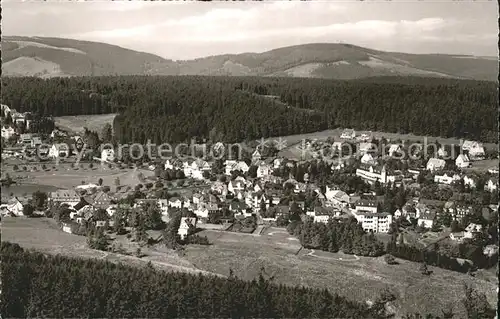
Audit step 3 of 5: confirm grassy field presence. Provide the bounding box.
[183,227,497,318]
[3,163,153,190]
[54,113,117,134]
[464,159,499,173]
[2,219,497,317]
[1,217,222,277]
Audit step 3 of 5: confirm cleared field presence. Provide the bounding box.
[274,128,498,160]
[2,220,497,317]
[464,159,499,173]
[5,165,153,190]
[183,228,497,318]
[54,113,117,134]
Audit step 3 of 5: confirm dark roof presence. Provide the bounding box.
[74,198,89,211]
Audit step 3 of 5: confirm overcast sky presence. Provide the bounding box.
[2,1,498,60]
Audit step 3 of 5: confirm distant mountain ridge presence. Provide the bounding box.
[2,36,497,81]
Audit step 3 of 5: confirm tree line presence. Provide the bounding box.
[1,76,497,144]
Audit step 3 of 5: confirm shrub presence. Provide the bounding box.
[384,254,398,265]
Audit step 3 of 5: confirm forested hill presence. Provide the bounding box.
[2,37,498,81]
[1,76,497,143]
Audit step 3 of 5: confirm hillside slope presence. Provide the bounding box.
[2,37,497,81]
[2,36,177,77]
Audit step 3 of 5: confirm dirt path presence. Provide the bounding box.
[305,249,360,261]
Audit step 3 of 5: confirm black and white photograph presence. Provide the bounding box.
[1,1,498,318]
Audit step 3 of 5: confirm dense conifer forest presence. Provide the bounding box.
[1,241,388,318]
[1,76,497,143]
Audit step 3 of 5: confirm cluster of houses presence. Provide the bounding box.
[1,125,498,245]
[1,104,32,135]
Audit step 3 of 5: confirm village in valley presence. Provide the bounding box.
[1,96,499,318]
[1,99,498,266]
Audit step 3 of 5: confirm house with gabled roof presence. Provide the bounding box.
[418,211,436,229]
[361,153,376,165]
[340,129,356,139]
[455,154,471,168]
[1,126,15,139]
[461,140,485,160]
[225,160,249,175]
[434,173,461,185]
[164,158,183,170]
[387,144,402,157]
[484,177,498,192]
[257,162,272,178]
[168,197,183,208]
[88,191,113,210]
[178,217,197,240]
[464,223,483,239]
[426,158,446,171]
[49,143,69,158]
[228,179,246,194]
[49,190,81,208]
[252,148,262,163]
[0,197,24,216]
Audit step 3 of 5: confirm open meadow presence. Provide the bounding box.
[183,227,498,318]
[54,113,117,134]
[1,217,222,277]
[2,162,154,190]
[2,217,497,317]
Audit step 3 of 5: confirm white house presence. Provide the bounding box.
[356,165,403,185]
[164,159,183,170]
[461,140,485,160]
[358,142,375,155]
[211,181,227,196]
[357,133,371,142]
[325,186,350,208]
[49,143,69,158]
[360,153,376,165]
[418,212,436,229]
[252,149,262,162]
[351,210,392,233]
[484,178,498,192]
[1,126,15,139]
[437,147,448,158]
[178,217,197,240]
[426,158,446,171]
[450,232,465,242]
[434,173,461,185]
[49,190,81,208]
[340,129,356,139]
[387,144,402,157]
[168,197,183,208]
[184,159,212,180]
[225,160,249,175]
[1,104,11,117]
[273,158,283,169]
[228,179,246,194]
[257,163,272,178]
[463,175,477,189]
[464,223,483,239]
[0,198,24,216]
[101,149,115,162]
[455,154,471,168]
